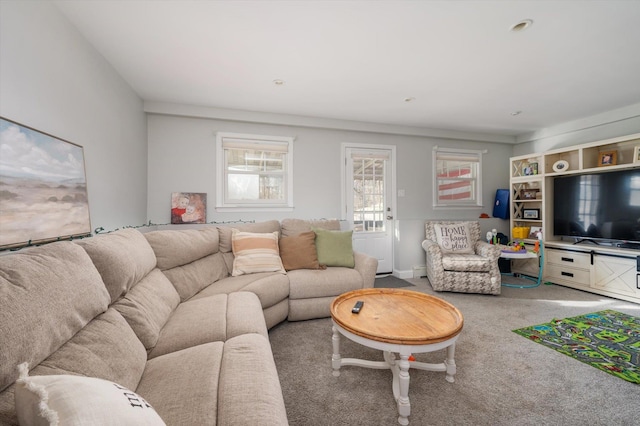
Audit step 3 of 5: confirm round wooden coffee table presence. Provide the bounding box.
[330,288,463,426]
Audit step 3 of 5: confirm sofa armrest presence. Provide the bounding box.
[475,240,501,261]
[354,251,378,288]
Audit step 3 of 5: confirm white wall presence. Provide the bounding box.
[0,1,147,233]
[513,103,640,156]
[147,112,512,275]
[2,1,636,275]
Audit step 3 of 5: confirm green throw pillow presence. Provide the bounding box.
[313,228,355,268]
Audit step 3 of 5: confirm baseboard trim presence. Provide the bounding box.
[395,269,415,279]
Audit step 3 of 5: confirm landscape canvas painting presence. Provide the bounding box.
[0,118,91,249]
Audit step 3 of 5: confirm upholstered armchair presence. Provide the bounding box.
[421,221,501,295]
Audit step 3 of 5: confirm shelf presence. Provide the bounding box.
[511,154,543,179]
[510,132,640,304]
[544,150,579,174]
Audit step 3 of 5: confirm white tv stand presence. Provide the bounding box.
[509,132,640,304]
[544,241,639,304]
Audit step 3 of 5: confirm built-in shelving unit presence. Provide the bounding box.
[510,153,544,245]
[509,132,640,304]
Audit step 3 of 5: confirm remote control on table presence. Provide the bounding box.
[352,301,364,314]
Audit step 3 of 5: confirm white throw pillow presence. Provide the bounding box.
[14,363,165,426]
[433,223,474,254]
[231,229,286,276]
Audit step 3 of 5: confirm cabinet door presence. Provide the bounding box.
[592,256,638,298]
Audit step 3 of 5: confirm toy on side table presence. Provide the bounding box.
[501,240,527,254]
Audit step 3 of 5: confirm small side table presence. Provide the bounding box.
[499,241,544,288]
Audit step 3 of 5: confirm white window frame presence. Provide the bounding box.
[216,132,294,212]
[432,147,483,209]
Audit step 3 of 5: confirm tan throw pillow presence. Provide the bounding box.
[231,229,286,276]
[14,363,165,426]
[279,231,323,271]
[433,223,474,254]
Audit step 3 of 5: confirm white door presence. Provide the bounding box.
[343,145,395,274]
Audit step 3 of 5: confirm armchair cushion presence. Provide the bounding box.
[433,223,474,254]
[442,254,493,272]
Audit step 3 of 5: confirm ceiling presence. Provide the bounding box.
[54,0,640,138]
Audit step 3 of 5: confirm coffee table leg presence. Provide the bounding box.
[331,325,342,377]
[444,343,456,383]
[397,354,411,425]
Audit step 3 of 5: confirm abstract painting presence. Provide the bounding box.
[171,192,207,224]
[0,117,91,249]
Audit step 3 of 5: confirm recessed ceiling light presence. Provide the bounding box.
[273,79,285,86]
[511,111,522,116]
[510,19,533,32]
[404,97,416,102]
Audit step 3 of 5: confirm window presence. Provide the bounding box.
[433,147,482,208]
[216,132,293,211]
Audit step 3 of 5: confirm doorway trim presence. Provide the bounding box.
[341,142,397,275]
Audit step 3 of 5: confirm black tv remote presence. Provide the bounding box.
[352,301,364,314]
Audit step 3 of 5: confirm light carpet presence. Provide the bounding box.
[269,278,640,425]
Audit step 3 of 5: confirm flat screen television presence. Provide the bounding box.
[553,168,640,246]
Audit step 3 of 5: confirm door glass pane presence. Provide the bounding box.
[352,157,385,232]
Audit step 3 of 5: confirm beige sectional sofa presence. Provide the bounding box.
[0,219,377,425]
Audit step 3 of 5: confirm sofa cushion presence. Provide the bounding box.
[148,292,268,359]
[136,343,223,426]
[145,228,229,301]
[162,252,229,302]
[313,228,355,268]
[217,334,288,425]
[33,308,148,392]
[144,227,219,271]
[190,273,290,311]
[14,364,165,426]
[287,267,363,299]
[433,223,475,254]
[0,242,110,392]
[112,269,181,350]
[231,230,285,276]
[442,254,492,272]
[77,228,157,303]
[279,231,322,271]
[218,220,281,253]
[280,218,340,237]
